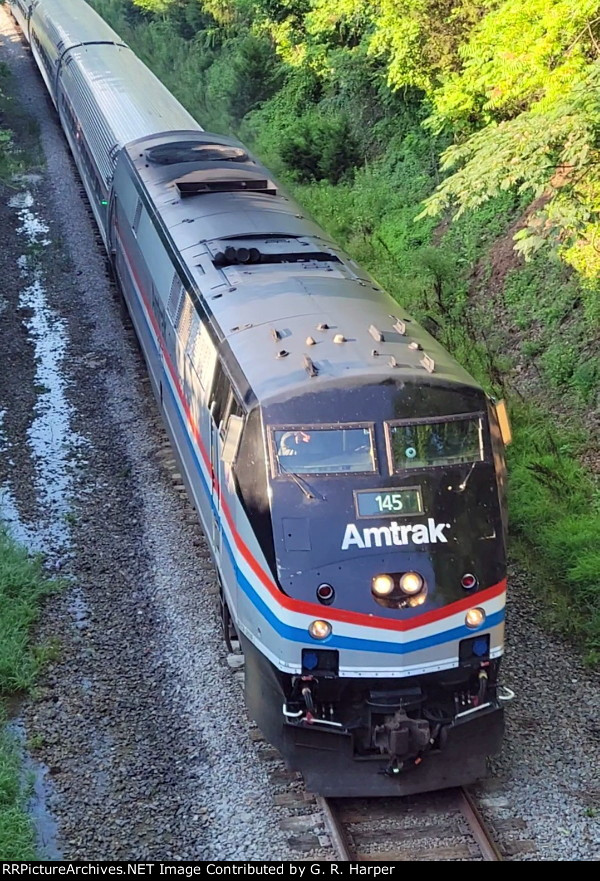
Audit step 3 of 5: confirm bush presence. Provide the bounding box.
[277,110,359,183]
[222,33,283,122]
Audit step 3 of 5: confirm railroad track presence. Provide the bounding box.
[319,787,504,861]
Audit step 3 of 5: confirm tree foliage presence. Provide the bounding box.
[97,0,600,277]
[422,2,600,274]
[421,63,600,271]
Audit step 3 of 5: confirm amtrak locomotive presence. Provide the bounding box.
[10,0,513,796]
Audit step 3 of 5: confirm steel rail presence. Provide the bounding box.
[457,786,504,861]
[320,787,503,862]
[317,797,353,861]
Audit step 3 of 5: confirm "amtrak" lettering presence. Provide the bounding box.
[341,518,451,550]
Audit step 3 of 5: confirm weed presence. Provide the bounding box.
[0,724,36,860]
[26,733,44,751]
[0,528,58,857]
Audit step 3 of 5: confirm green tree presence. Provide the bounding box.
[421,3,600,280]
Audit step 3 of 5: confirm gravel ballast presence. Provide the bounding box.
[0,6,599,861]
[0,9,306,861]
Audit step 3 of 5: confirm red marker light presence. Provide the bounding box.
[461,573,478,590]
[317,583,335,604]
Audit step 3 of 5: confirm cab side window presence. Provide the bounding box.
[210,363,231,430]
[210,363,243,438]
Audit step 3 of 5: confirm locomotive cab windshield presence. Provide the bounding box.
[386,413,485,471]
[262,379,506,616]
[271,425,376,475]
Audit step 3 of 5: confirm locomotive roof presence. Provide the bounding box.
[126,132,481,405]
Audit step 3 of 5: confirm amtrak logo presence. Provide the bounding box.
[341,519,451,550]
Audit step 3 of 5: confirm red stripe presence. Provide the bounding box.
[116,227,507,632]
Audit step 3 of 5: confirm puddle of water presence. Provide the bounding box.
[8,191,34,210]
[1,187,93,861]
[1,190,87,558]
[67,586,90,630]
[9,191,51,246]
[19,275,77,555]
[7,719,63,861]
[13,173,43,187]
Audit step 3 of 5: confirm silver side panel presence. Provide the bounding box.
[29,0,125,95]
[27,0,202,187]
[57,44,201,187]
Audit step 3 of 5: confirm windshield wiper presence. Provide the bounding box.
[278,461,322,500]
[455,461,477,493]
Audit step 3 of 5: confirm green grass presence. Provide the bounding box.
[508,405,600,664]
[0,62,41,183]
[0,531,57,693]
[0,724,37,860]
[0,528,57,859]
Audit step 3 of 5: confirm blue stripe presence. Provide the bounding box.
[229,552,505,654]
[127,273,505,655]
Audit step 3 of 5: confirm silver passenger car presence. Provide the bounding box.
[26,0,201,236]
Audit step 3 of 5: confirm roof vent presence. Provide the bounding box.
[175,167,277,198]
[317,322,329,331]
[146,140,249,166]
[276,349,289,359]
[393,319,407,335]
[333,334,346,344]
[306,336,316,346]
[303,355,319,378]
[271,328,282,342]
[213,246,261,266]
[409,341,422,351]
[209,237,337,267]
[369,324,384,342]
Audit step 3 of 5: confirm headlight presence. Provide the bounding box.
[308,619,332,640]
[399,572,423,595]
[372,574,395,596]
[465,608,486,629]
